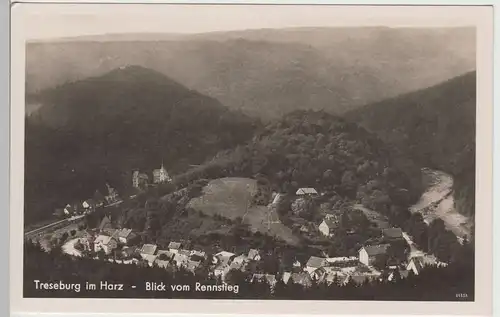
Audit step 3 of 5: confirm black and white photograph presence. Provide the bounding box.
[10,3,494,315]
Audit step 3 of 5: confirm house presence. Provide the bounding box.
[293,260,302,268]
[300,225,310,233]
[63,204,74,216]
[168,241,182,253]
[215,251,236,261]
[295,188,318,196]
[382,228,404,241]
[190,250,207,260]
[406,256,434,275]
[154,259,171,269]
[282,272,292,284]
[232,254,249,265]
[184,260,201,273]
[318,218,339,237]
[358,244,390,266]
[156,250,175,261]
[305,256,328,274]
[121,246,138,259]
[173,252,190,268]
[312,267,346,285]
[132,171,150,189]
[94,234,118,255]
[251,274,277,289]
[142,254,158,267]
[153,163,172,184]
[213,251,236,278]
[247,249,261,261]
[82,199,96,211]
[388,269,410,282]
[325,256,359,267]
[104,183,120,204]
[140,244,158,257]
[289,272,313,288]
[179,249,191,257]
[116,228,134,244]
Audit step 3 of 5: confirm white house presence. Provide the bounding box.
[247,249,261,261]
[318,218,339,237]
[406,255,444,275]
[117,228,134,244]
[140,244,158,257]
[358,244,390,266]
[63,204,73,215]
[295,188,318,196]
[168,241,182,254]
[94,234,118,255]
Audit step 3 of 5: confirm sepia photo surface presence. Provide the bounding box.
[10,3,493,315]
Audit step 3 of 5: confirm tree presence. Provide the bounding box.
[61,232,69,242]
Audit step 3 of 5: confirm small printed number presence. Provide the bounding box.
[456,293,468,298]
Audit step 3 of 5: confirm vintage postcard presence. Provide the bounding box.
[10,3,493,316]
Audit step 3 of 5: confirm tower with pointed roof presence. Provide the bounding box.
[153,160,172,184]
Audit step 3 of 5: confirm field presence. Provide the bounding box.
[187,177,300,245]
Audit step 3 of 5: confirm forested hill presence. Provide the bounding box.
[25,66,259,224]
[345,72,476,216]
[26,27,475,119]
[178,110,423,219]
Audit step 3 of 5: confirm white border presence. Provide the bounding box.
[10,3,494,316]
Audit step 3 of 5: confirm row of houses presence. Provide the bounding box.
[62,183,120,217]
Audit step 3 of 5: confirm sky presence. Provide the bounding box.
[13,4,482,40]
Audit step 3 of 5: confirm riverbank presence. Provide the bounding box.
[409,168,472,241]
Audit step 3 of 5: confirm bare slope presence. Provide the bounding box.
[186,177,300,245]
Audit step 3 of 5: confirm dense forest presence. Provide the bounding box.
[346,72,476,217]
[176,110,423,214]
[24,66,259,224]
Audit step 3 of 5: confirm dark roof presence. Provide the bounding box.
[383,228,403,239]
[362,244,390,257]
[168,242,181,249]
[118,228,132,238]
[306,256,327,268]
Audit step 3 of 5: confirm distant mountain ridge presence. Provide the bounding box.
[26,27,475,118]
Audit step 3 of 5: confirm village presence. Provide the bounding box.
[43,160,451,292]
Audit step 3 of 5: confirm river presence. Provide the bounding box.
[409,168,472,242]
